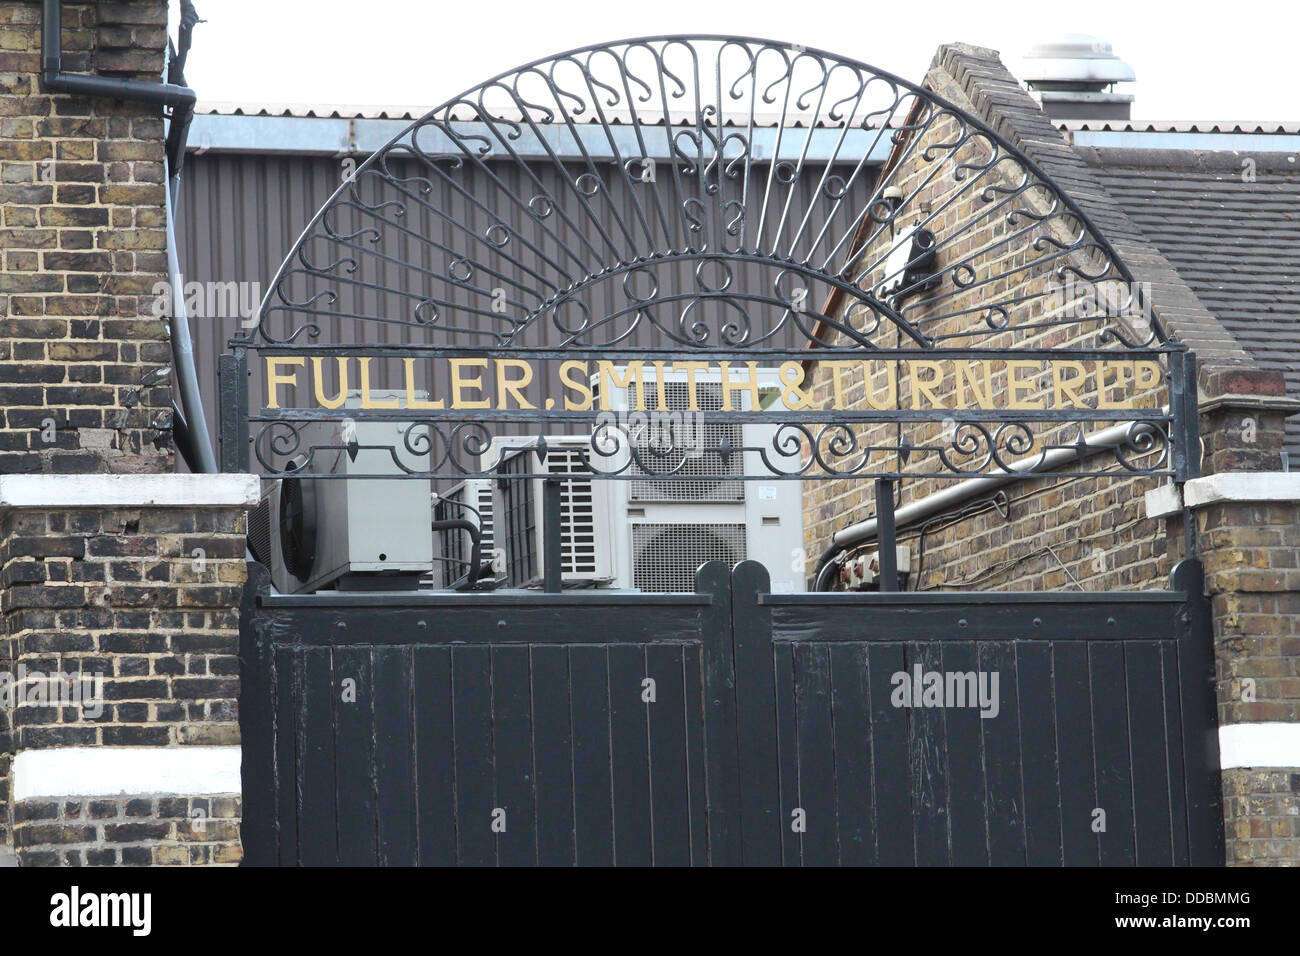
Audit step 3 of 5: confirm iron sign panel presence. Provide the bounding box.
[223,36,1198,484]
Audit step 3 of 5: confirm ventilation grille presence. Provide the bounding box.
[549,446,600,575]
[628,381,744,502]
[498,444,601,586]
[248,492,272,567]
[498,451,537,586]
[630,522,746,593]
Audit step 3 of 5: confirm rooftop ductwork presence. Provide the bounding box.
[1019,33,1136,122]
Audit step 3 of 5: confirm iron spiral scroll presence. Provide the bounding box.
[231,36,1193,483]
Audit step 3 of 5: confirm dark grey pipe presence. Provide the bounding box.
[163,151,219,473]
[430,518,485,589]
[41,0,196,112]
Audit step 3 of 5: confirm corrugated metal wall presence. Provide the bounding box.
[177,152,874,473]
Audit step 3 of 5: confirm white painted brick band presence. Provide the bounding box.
[12,746,241,800]
[1218,723,1300,770]
[0,474,259,509]
[1145,472,1300,519]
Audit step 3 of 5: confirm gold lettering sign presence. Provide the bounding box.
[263,356,1166,413]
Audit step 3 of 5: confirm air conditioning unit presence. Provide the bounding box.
[430,478,496,588]
[593,365,806,593]
[250,393,433,594]
[488,435,615,589]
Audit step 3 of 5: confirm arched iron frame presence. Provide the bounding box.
[220,35,1199,485]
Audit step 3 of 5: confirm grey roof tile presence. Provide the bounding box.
[1084,149,1300,458]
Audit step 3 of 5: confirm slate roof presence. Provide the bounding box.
[1080,148,1300,461]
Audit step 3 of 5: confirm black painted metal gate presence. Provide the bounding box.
[239,560,1223,866]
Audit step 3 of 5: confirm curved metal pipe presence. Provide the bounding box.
[814,414,1167,589]
[163,150,218,473]
[430,518,485,589]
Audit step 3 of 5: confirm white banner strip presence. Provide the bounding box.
[1218,723,1300,770]
[0,474,259,510]
[12,747,241,800]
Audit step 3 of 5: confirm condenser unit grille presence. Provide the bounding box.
[499,445,602,586]
[248,494,272,567]
[549,446,600,575]
[631,522,746,593]
[628,382,744,503]
[498,452,538,587]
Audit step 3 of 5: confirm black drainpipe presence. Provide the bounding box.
[41,0,197,131]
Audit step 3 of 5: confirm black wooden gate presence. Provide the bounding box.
[239,560,1223,866]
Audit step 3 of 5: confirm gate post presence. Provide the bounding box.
[730,560,781,865]
[1171,560,1227,865]
[695,560,741,865]
[1154,471,1300,865]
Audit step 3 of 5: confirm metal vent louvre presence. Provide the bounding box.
[498,451,537,587]
[498,444,601,586]
[247,493,272,566]
[628,382,744,503]
[550,446,599,574]
[630,522,746,593]
[476,484,495,556]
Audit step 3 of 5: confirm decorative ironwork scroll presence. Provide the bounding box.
[225,35,1198,483]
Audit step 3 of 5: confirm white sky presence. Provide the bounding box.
[182,0,1298,121]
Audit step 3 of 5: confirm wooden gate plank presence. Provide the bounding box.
[868,643,912,865]
[1125,641,1174,866]
[1015,642,1060,866]
[413,645,455,866]
[298,646,337,866]
[941,641,990,866]
[1160,641,1191,866]
[1090,641,1136,866]
[681,644,709,866]
[452,644,496,866]
[374,644,416,866]
[773,641,802,866]
[608,643,653,867]
[569,644,614,866]
[530,644,575,866]
[273,645,300,867]
[793,642,838,865]
[910,641,951,866]
[492,645,537,866]
[332,645,376,865]
[646,643,691,866]
[979,641,1025,866]
[1053,642,1098,866]
[829,643,875,865]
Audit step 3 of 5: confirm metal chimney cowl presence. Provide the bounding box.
[1018,33,1136,122]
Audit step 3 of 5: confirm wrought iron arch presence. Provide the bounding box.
[226,35,1196,484]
